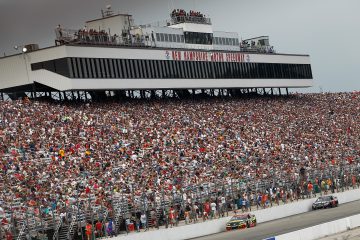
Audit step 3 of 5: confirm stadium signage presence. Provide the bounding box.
[170,50,246,63]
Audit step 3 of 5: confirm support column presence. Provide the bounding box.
[286,88,289,96]
[278,88,282,96]
[271,88,274,96]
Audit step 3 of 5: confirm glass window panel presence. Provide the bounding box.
[148,60,154,78]
[133,59,139,78]
[53,58,70,78]
[108,59,114,78]
[99,58,106,78]
[83,58,91,78]
[67,58,74,78]
[144,60,150,78]
[104,59,110,78]
[74,58,82,78]
[116,59,123,78]
[94,58,101,78]
[154,61,161,78]
[121,59,127,78]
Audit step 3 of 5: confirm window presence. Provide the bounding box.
[128,59,135,78]
[138,60,144,78]
[167,60,174,78]
[181,61,187,78]
[156,33,160,41]
[100,59,106,78]
[153,60,160,78]
[160,33,165,42]
[172,61,179,78]
[120,59,127,78]
[115,59,122,78]
[104,59,110,78]
[112,59,118,78]
[164,34,169,42]
[85,58,92,78]
[54,58,70,77]
[148,60,154,78]
[108,59,114,78]
[206,62,213,78]
[184,32,213,45]
[164,61,170,78]
[76,58,83,78]
[144,60,150,78]
[80,58,88,78]
[31,57,312,80]
[133,60,139,78]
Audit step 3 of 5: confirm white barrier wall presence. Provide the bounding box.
[275,214,360,240]
[112,188,360,240]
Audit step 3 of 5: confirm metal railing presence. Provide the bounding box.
[170,15,211,25]
[55,28,147,47]
[1,164,359,240]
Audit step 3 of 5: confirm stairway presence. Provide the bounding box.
[58,225,69,240]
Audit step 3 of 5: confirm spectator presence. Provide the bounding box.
[0,92,358,235]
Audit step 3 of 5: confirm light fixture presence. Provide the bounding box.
[22,47,28,53]
[14,45,19,50]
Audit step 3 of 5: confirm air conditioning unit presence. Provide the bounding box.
[24,44,39,52]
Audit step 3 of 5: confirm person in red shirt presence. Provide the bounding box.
[1,217,8,226]
[95,220,103,237]
[203,201,210,221]
[169,207,175,228]
[5,231,13,240]
[307,182,313,198]
[85,223,92,240]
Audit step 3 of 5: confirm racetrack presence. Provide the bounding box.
[193,200,360,240]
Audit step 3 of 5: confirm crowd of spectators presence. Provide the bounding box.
[0,92,359,238]
[171,9,208,24]
[55,24,119,46]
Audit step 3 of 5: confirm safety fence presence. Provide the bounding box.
[0,164,359,240]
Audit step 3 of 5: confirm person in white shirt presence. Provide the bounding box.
[210,201,217,219]
[140,212,148,231]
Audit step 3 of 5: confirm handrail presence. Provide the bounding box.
[52,218,62,240]
[67,209,77,240]
[170,15,211,25]
[16,223,26,240]
[1,164,359,237]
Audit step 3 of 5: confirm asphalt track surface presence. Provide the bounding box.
[193,200,360,240]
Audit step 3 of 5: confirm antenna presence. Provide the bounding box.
[102,0,113,17]
[102,3,113,17]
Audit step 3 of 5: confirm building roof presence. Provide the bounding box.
[86,13,132,24]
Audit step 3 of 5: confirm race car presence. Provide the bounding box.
[312,195,339,210]
[226,213,257,231]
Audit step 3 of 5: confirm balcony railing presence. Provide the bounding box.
[1,162,359,240]
[170,15,212,25]
[54,28,149,47]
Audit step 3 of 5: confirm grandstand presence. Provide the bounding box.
[2,7,359,240]
[0,7,312,101]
